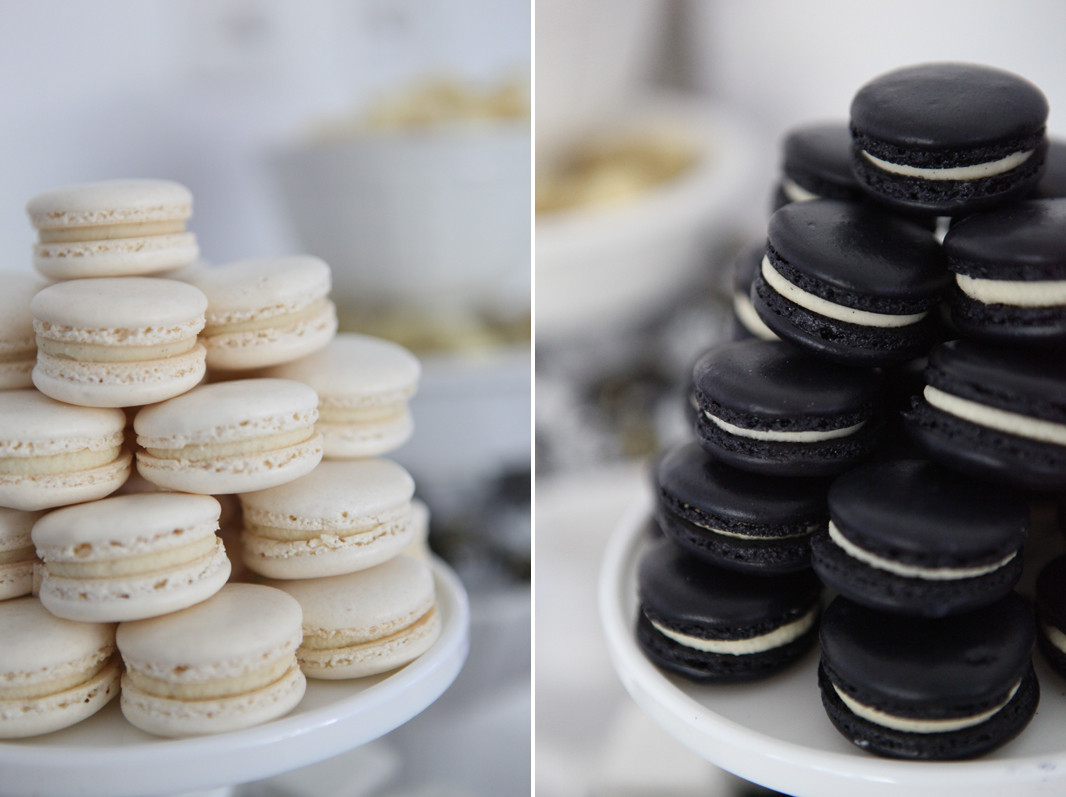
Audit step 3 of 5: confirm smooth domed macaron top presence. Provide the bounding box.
[0,272,47,344]
[693,339,882,424]
[185,256,331,319]
[1036,555,1066,629]
[638,541,821,633]
[0,390,126,448]
[267,555,434,631]
[264,333,420,401]
[850,62,1048,150]
[116,583,302,667]
[828,459,1028,564]
[0,597,115,674]
[820,593,1034,710]
[31,278,208,331]
[239,459,414,530]
[768,200,948,303]
[657,442,828,526]
[782,121,857,191]
[944,199,1066,276]
[26,179,193,229]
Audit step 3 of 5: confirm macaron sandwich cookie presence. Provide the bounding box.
[818,594,1039,759]
[905,339,1066,490]
[0,598,120,738]
[264,333,421,458]
[32,493,230,622]
[637,541,821,682]
[116,583,306,737]
[773,121,864,209]
[942,199,1066,346]
[0,390,129,511]
[133,378,323,494]
[850,63,1049,216]
[31,278,208,407]
[267,555,440,679]
[752,200,949,366]
[0,508,42,601]
[655,442,828,573]
[26,179,199,280]
[0,272,47,390]
[183,256,337,370]
[239,459,415,579]
[1035,555,1066,678]
[811,459,1028,617]
[692,339,884,477]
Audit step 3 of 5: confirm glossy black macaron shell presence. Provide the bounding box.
[773,121,863,208]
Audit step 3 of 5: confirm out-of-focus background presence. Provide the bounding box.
[1,2,529,795]
[535,1,1066,794]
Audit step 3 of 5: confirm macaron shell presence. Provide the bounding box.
[187,256,332,319]
[0,389,126,450]
[0,656,120,739]
[31,277,208,333]
[26,179,193,229]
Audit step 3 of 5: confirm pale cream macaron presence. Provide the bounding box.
[134,378,323,494]
[240,459,415,579]
[26,179,199,280]
[0,597,120,738]
[32,493,230,622]
[31,277,208,407]
[266,555,440,679]
[0,390,130,511]
[264,333,420,458]
[116,583,306,737]
[0,272,48,390]
[0,508,44,601]
[182,256,337,371]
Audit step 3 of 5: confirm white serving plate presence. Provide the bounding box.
[0,557,469,797]
[599,496,1066,797]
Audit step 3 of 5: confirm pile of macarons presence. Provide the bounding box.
[0,178,440,740]
[639,62,1066,760]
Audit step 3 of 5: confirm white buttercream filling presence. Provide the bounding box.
[690,515,819,541]
[1041,621,1066,655]
[733,291,780,340]
[761,257,928,328]
[833,680,1019,734]
[781,177,820,202]
[923,385,1066,447]
[650,606,817,655]
[956,273,1066,307]
[861,149,1033,181]
[704,410,865,443]
[827,520,1016,581]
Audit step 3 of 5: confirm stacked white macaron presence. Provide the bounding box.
[0,179,439,740]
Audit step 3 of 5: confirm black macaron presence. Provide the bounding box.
[1035,554,1066,678]
[752,200,949,366]
[905,339,1066,491]
[811,459,1028,617]
[1033,138,1066,199]
[850,62,1049,217]
[730,242,780,342]
[818,593,1039,760]
[655,442,828,574]
[943,199,1066,347]
[773,121,864,210]
[692,339,884,477]
[636,540,821,683]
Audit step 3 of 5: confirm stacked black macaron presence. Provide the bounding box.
[639,61,1066,761]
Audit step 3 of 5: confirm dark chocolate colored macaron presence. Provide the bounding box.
[655,442,828,574]
[636,540,821,683]
[812,459,1028,617]
[730,242,779,342]
[1035,554,1066,677]
[943,199,1066,346]
[818,593,1038,760]
[692,339,884,477]
[752,200,949,366]
[850,62,1049,216]
[773,121,864,210]
[905,339,1066,490]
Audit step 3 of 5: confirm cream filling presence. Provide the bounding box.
[704,410,865,443]
[762,257,928,328]
[145,427,314,460]
[123,655,294,700]
[827,520,1016,581]
[302,605,438,652]
[833,680,1020,734]
[43,534,218,578]
[204,298,331,336]
[923,385,1066,447]
[38,219,186,243]
[37,335,200,363]
[245,504,409,541]
[781,177,819,202]
[0,446,122,476]
[650,606,816,655]
[862,149,1033,181]
[0,653,114,700]
[0,546,35,565]
[733,291,779,340]
[956,273,1066,307]
[1041,621,1066,655]
[690,514,818,541]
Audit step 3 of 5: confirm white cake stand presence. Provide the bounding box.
[0,557,469,797]
[600,496,1066,797]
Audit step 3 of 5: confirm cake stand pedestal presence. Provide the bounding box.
[0,557,469,797]
[599,496,1066,797]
